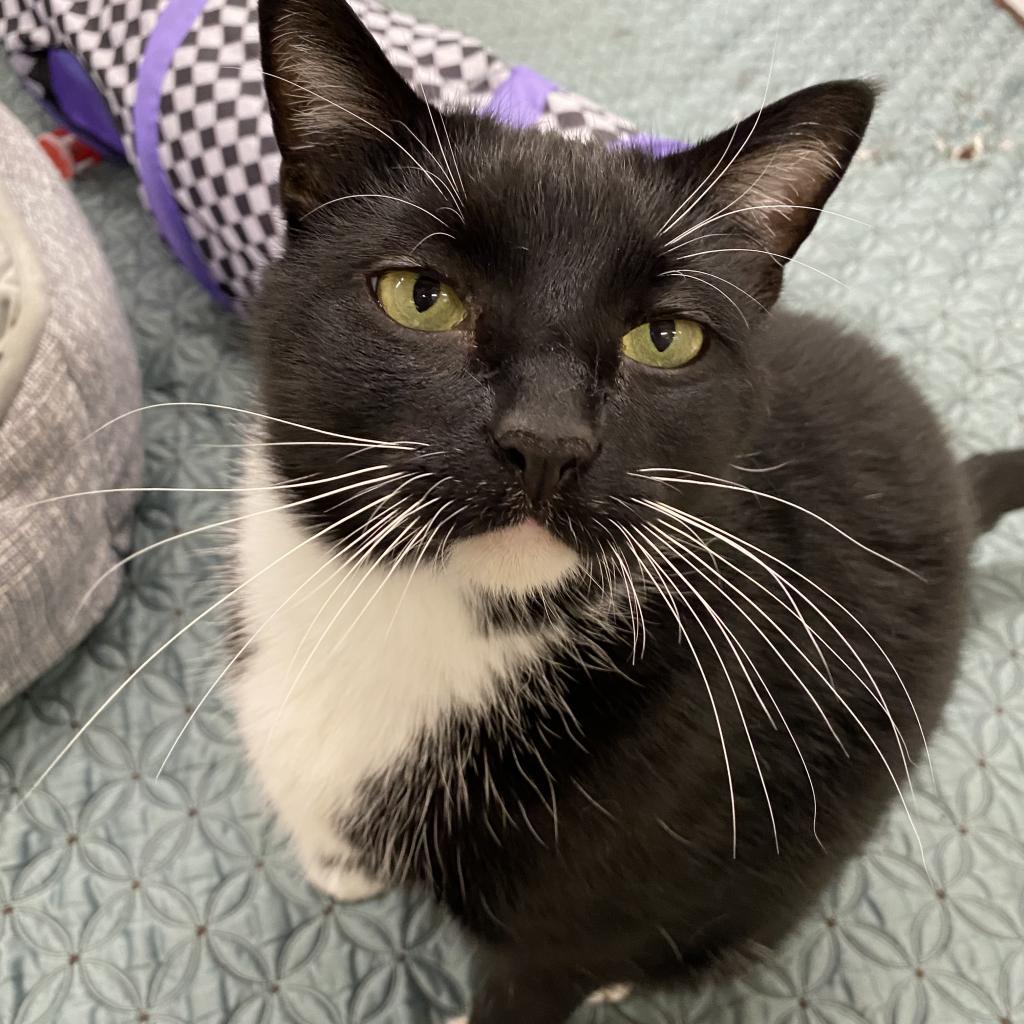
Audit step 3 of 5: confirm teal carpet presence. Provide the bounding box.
[2,2,1023,1022]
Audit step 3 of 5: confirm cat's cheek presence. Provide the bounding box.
[446,521,581,595]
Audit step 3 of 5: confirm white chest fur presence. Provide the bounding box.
[231,451,576,899]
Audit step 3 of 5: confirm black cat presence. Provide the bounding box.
[227,1,1024,1021]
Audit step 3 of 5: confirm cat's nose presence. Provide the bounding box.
[494,426,597,506]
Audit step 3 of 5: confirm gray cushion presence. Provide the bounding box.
[0,103,141,702]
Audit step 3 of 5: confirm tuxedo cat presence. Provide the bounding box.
[231,1,1024,1020]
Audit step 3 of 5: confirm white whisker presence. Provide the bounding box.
[409,230,456,254]
[381,498,460,642]
[85,401,425,447]
[635,500,932,870]
[660,268,769,315]
[646,513,848,751]
[438,105,467,197]
[663,535,828,847]
[731,459,793,474]
[596,525,646,660]
[626,524,777,854]
[266,482,448,746]
[658,16,780,238]
[633,468,921,578]
[664,142,790,247]
[664,203,871,250]
[665,247,848,288]
[634,468,929,772]
[75,470,410,614]
[613,523,740,855]
[301,192,450,226]
[260,68,459,208]
[656,501,928,782]
[657,121,742,236]
[16,464,399,513]
[641,500,912,763]
[419,91,464,212]
[197,440,424,451]
[663,270,751,328]
[152,499,389,778]
[15,493,392,808]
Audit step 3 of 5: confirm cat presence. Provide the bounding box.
[230,0,1024,1021]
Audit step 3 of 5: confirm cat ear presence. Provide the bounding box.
[259,0,427,219]
[662,80,876,259]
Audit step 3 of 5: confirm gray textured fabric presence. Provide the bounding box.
[0,185,47,425]
[0,103,142,703]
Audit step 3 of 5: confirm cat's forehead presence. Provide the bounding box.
[463,128,658,213]
[445,126,670,275]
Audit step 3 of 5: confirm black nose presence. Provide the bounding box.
[494,427,596,506]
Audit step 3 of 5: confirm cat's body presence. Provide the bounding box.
[235,313,979,1018]
[232,1,1024,1020]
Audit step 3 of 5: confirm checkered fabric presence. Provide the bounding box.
[156,0,521,301]
[1,0,640,303]
[1,0,166,161]
[158,0,283,300]
[538,86,634,143]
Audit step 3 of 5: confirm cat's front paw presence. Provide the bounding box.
[445,983,632,1023]
[586,983,633,1004]
[304,852,386,902]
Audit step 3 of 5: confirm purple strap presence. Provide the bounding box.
[46,51,125,159]
[612,132,688,158]
[133,40,680,307]
[485,65,686,157]
[483,65,559,127]
[134,0,229,305]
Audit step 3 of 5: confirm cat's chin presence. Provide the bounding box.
[445,520,581,596]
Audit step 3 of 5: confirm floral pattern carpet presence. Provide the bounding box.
[1,0,1023,1021]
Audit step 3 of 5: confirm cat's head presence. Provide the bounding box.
[253,0,873,597]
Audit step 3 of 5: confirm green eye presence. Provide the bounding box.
[375,270,466,332]
[622,318,705,369]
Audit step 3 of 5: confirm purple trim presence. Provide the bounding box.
[134,0,229,305]
[486,65,686,157]
[37,95,126,162]
[47,50,125,159]
[483,65,558,127]
[614,132,689,158]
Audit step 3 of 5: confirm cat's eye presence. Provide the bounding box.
[375,270,467,332]
[621,318,705,369]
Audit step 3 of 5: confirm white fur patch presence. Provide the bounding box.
[447,519,581,595]
[231,451,560,900]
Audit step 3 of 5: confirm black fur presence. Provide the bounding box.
[965,449,1024,533]
[250,2,1023,1021]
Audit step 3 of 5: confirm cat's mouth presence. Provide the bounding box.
[445,517,583,596]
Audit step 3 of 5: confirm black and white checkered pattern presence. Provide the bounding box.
[2,0,640,303]
[1,0,165,161]
[158,0,281,298]
[158,0,513,300]
[356,0,506,102]
[540,87,634,144]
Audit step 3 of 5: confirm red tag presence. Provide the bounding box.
[38,128,104,179]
